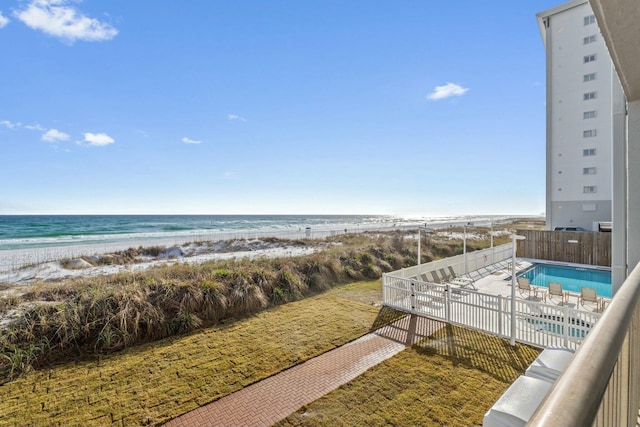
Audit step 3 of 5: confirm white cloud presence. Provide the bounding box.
[15,0,118,43]
[83,132,114,146]
[227,114,247,122]
[24,123,46,131]
[0,120,20,129]
[42,128,70,142]
[0,11,9,28]
[182,137,202,145]
[427,82,470,101]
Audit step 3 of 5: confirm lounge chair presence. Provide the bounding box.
[430,270,443,284]
[579,287,603,310]
[439,268,452,281]
[447,266,475,287]
[443,266,476,289]
[548,282,568,305]
[517,277,546,301]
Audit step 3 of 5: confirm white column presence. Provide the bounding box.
[417,228,421,268]
[611,78,627,293]
[627,101,640,276]
[510,234,526,346]
[463,225,467,274]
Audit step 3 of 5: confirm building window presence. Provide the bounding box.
[583,54,597,63]
[583,167,597,175]
[583,129,597,138]
[583,148,597,156]
[584,15,596,26]
[583,34,597,44]
[583,91,597,100]
[584,186,597,193]
[584,73,596,82]
[583,110,597,119]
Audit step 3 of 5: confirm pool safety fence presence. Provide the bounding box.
[382,275,602,350]
[389,243,515,281]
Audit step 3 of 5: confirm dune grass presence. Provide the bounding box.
[2,227,512,384]
[278,324,540,427]
[0,280,383,427]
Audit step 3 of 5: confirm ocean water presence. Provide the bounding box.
[0,214,483,251]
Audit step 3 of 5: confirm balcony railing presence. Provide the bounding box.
[528,261,640,427]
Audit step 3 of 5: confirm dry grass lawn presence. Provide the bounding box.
[277,325,540,427]
[0,280,382,427]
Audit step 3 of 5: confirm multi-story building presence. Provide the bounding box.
[537,0,626,232]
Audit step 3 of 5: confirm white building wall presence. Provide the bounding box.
[538,0,625,231]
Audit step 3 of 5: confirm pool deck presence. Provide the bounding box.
[450,259,610,313]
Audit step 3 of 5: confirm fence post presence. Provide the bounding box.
[563,304,569,347]
[445,285,450,323]
[410,281,416,314]
[382,274,387,306]
[498,295,503,338]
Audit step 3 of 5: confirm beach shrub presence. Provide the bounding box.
[362,264,382,279]
[276,267,307,299]
[377,260,393,273]
[271,287,288,305]
[385,254,402,269]
[228,281,268,316]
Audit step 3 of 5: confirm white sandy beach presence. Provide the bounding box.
[0,226,515,288]
[0,238,327,286]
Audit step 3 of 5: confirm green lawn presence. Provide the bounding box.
[0,278,540,427]
[277,325,540,427]
[0,280,382,427]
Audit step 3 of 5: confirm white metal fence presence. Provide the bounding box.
[391,243,515,280]
[382,275,602,350]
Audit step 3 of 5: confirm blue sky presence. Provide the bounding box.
[0,0,561,216]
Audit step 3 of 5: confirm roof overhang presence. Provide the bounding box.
[536,0,587,46]
[590,0,640,102]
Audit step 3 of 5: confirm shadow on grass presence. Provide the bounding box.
[413,323,540,383]
[369,307,447,347]
[369,306,408,332]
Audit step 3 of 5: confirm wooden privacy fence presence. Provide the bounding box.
[516,230,611,267]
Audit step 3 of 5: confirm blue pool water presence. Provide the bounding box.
[520,264,612,298]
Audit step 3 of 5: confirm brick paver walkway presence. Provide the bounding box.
[163,315,443,427]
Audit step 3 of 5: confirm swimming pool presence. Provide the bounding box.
[519,264,612,298]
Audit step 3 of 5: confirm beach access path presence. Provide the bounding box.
[163,315,444,427]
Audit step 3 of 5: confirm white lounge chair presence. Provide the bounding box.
[517,277,546,301]
[483,376,553,427]
[525,347,575,382]
[446,266,476,289]
[579,287,603,311]
[548,282,568,305]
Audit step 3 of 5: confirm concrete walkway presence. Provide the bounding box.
[164,315,444,427]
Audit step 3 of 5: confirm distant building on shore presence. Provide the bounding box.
[537,0,625,231]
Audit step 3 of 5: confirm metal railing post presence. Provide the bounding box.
[410,282,416,314]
